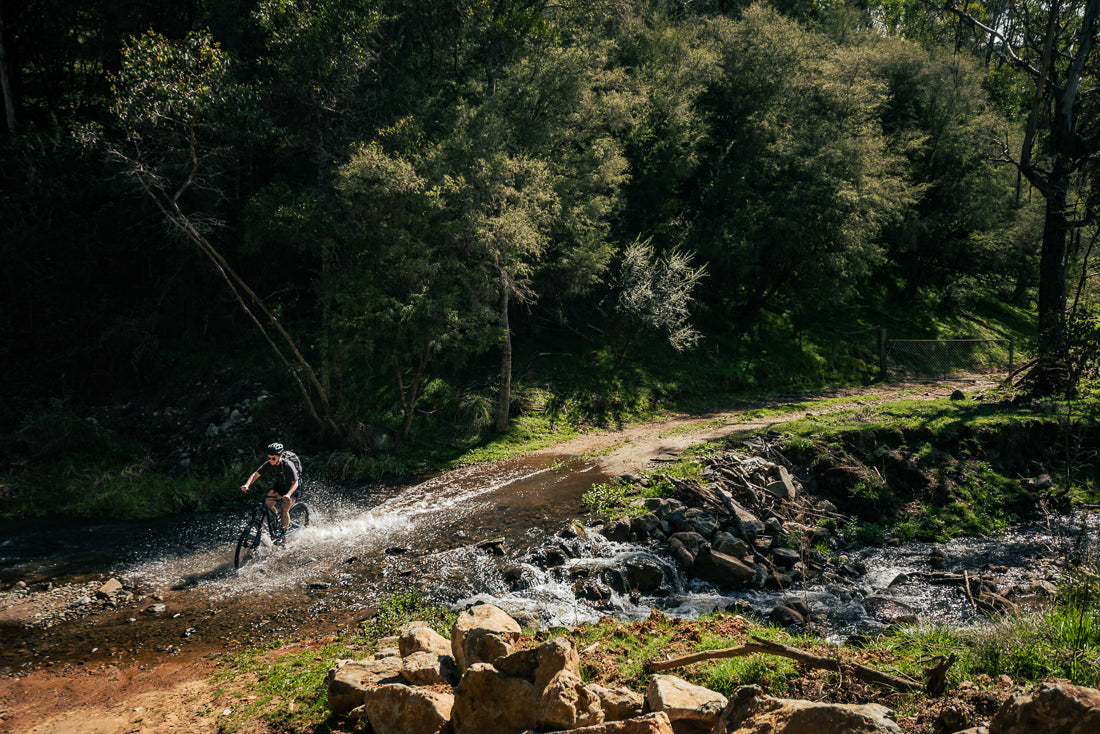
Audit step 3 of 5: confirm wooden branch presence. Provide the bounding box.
[645,635,925,694]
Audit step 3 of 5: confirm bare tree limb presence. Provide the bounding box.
[645,635,929,694]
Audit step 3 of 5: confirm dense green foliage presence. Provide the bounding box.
[2,0,1098,510]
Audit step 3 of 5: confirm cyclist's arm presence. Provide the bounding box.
[241,470,262,492]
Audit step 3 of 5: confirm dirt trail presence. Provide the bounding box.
[542,376,999,476]
[0,376,999,733]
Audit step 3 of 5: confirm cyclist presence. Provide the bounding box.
[241,442,300,541]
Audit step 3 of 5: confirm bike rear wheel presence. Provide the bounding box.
[234,520,264,568]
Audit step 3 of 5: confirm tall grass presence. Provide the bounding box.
[880,570,1100,688]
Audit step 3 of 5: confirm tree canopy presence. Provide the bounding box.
[1,0,1095,449]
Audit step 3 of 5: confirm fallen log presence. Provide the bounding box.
[645,635,927,694]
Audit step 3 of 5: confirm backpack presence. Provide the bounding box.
[283,450,303,479]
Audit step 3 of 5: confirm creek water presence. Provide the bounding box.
[1,454,1098,671]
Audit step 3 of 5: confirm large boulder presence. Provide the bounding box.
[535,635,581,691]
[990,681,1100,734]
[450,662,539,734]
[693,547,757,589]
[400,650,459,686]
[646,674,728,731]
[539,669,605,730]
[326,658,402,715]
[588,683,645,722]
[451,603,522,674]
[351,683,453,734]
[712,685,901,733]
[399,624,453,658]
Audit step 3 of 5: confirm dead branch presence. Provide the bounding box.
[645,635,925,694]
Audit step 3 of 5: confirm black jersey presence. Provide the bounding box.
[255,457,299,495]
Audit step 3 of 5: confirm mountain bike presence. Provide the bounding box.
[234,491,310,568]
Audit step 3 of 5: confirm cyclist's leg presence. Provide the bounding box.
[264,491,285,533]
[278,494,293,531]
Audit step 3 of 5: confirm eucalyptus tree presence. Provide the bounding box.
[933,0,1100,393]
[104,30,344,437]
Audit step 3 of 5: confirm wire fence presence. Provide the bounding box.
[880,335,1015,379]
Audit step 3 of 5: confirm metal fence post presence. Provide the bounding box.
[879,328,888,380]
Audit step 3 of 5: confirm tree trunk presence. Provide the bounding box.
[1035,178,1069,370]
[495,272,512,432]
[0,7,17,137]
[396,345,430,446]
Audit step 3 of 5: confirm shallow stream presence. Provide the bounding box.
[1,454,1097,672]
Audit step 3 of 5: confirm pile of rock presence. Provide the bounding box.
[329,602,1100,734]
[598,451,854,595]
[326,602,903,734]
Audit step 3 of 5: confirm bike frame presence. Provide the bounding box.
[235,491,308,568]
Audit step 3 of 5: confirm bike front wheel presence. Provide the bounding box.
[288,502,310,531]
[234,520,264,568]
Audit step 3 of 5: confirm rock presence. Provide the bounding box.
[326,658,403,715]
[451,603,522,674]
[930,550,946,570]
[865,596,918,626]
[679,509,720,539]
[712,532,750,559]
[96,578,123,599]
[989,681,1100,734]
[770,547,801,569]
[765,467,799,500]
[670,532,707,557]
[769,604,807,627]
[644,497,686,518]
[535,636,581,691]
[603,518,633,541]
[936,704,970,733]
[694,547,757,589]
[568,711,675,733]
[451,663,539,734]
[625,559,666,592]
[353,682,453,734]
[400,650,459,686]
[646,674,727,729]
[496,646,541,680]
[539,669,604,730]
[713,684,902,733]
[631,513,665,539]
[667,537,695,575]
[398,625,452,658]
[574,578,614,602]
[588,683,645,722]
[728,502,765,543]
[950,389,966,400]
